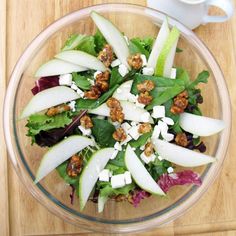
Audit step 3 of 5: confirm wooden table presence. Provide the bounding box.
[1,0,236,235]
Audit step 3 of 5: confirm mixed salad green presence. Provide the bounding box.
[21,11,225,212]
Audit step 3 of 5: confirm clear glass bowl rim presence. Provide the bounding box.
[3,3,231,234]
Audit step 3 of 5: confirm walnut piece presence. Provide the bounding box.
[95,70,110,81]
[98,44,113,67]
[171,90,189,114]
[175,132,188,147]
[144,142,154,157]
[95,80,109,92]
[66,155,83,177]
[110,109,125,123]
[138,123,152,134]
[137,80,155,93]
[84,86,101,99]
[138,91,153,105]
[46,104,70,117]
[113,127,127,142]
[106,97,122,109]
[128,53,143,70]
[80,115,93,129]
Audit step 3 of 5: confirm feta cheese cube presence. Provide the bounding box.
[59,73,73,86]
[110,150,119,160]
[111,174,126,189]
[114,142,122,151]
[142,67,154,76]
[152,125,161,139]
[68,100,76,112]
[78,125,91,136]
[71,83,79,91]
[127,125,140,140]
[76,88,84,98]
[140,152,156,164]
[162,117,174,126]
[141,112,151,122]
[140,54,147,66]
[167,167,174,173]
[99,169,110,182]
[124,171,132,184]
[94,71,102,79]
[120,135,132,145]
[170,68,177,79]
[121,122,131,131]
[152,105,165,119]
[162,132,174,142]
[118,64,129,77]
[111,59,121,68]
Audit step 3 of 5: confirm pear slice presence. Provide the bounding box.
[89,100,154,124]
[147,18,170,69]
[34,59,87,77]
[55,50,106,72]
[79,148,115,210]
[20,86,79,119]
[152,139,215,167]
[179,112,225,136]
[91,11,130,68]
[35,135,94,183]
[112,80,133,101]
[155,26,180,77]
[125,145,165,195]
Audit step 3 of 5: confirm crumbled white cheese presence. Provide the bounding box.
[140,152,156,164]
[118,64,129,77]
[110,150,119,160]
[124,171,132,184]
[111,174,126,188]
[71,82,79,91]
[141,112,151,122]
[142,67,154,76]
[76,88,84,98]
[127,125,140,140]
[131,121,138,126]
[140,54,147,66]
[158,120,169,134]
[162,132,174,142]
[152,125,161,139]
[111,59,121,68]
[152,105,165,119]
[59,73,73,86]
[78,125,91,136]
[124,35,129,45]
[140,145,145,151]
[121,122,131,132]
[120,135,132,145]
[99,169,110,182]
[94,71,102,79]
[170,68,177,79]
[114,142,122,151]
[162,117,174,126]
[167,167,174,173]
[68,100,76,112]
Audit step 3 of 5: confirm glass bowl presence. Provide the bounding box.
[3,3,231,234]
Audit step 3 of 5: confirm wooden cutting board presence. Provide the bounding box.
[1,0,236,235]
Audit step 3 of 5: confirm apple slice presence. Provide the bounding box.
[112,80,133,101]
[147,18,170,69]
[79,148,115,210]
[35,135,94,183]
[179,112,225,136]
[91,11,130,68]
[125,145,165,195]
[89,100,154,124]
[152,139,215,167]
[55,50,106,72]
[34,59,87,77]
[20,86,79,119]
[155,26,180,77]
[98,195,108,213]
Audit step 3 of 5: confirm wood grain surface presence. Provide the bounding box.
[1,0,236,235]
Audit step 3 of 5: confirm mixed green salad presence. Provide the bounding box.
[21,12,225,212]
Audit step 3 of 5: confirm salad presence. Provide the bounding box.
[20,11,225,212]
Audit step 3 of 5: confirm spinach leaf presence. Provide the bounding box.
[129,39,150,58]
[187,71,209,89]
[108,151,126,167]
[176,47,183,53]
[105,163,126,175]
[91,118,116,147]
[61,34,86,51]
[129,132,152,148]
[72,72,91,90]
[109,67,124,88]
[94,30,107,53]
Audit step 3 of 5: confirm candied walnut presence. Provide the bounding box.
[144,142,154,156]
[106,97,122,109]
[84,86,101,99]
[80,115,93,129]
[138,91,153,105]
[46,104,70,117]
[170,90,189,114]
[137,80,155,93]
[110,109,125,123]
[178,90,188,98]
[98,44,113,67]
[95,80,109,92]
[96,70,110,81]
[138,123,152,134]
[127,53,143,70]
[66,155,83,177]
[175,132,188,147]
[113,127,127,142]
[114,194,127,202]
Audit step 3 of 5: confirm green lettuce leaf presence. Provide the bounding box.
[94,30,107,53]
[72,72,91,90]
[129,132,152,148]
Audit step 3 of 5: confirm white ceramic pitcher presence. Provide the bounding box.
[147,0,234,29]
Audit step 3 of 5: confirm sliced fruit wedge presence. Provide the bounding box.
[79,148,115,210]
[98,195,108,213]
[179,112,225,136]
[34,59,87,77]
[20,86,79,119]
[147,18,170,69]
[152,139,215,167]
[125,145,165,195]
[91,11,130,68]
[112,80,133,101]
[89,100,154,123]
[35,135,94,183]
[55,50,106,72]
[155,26,180,77]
